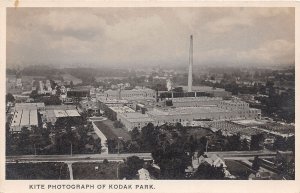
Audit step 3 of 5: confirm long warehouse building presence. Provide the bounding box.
[10,109,38,132]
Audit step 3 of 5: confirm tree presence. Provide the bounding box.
[18,127,31,154]
[273,136,287,151]
[70,81,74,88]
[241,138,249,151]
[152,140,190,179]
[127,141,140,153]
[286,136,295,152]
[103,159,109,164]
[29,90,39,99]
[55,85,62,96]
[119,156,144,179]
[130,127,140,141]
[140,123,159,151]
[49,79,57,89]
[250,134,265,150]
[187,135,197,153]
[106,139,117,153]
[252,156,260,171]
[225,134,241,151]
[6,93,15,103]
[113,120,124,128]
[44,95,62,105]
[199,136,208,151]
[193,163,225,179]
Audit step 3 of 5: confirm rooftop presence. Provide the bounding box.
[147,107,230,116]
[109,106,135,114]
[97,97,129,104]
[53,109,81,118]
[45,105,77,110]
[180,86,226,92]
[171,97,222,102]
[119,112,154,123]
[10,109,38,129]
[15,103,45,110]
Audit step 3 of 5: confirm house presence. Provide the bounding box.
[249,172,271,180]
[79,99,100,115]
[276,151,294,163]
[192,153,227,169]
[137,168,152,180]
[190,153,234,179]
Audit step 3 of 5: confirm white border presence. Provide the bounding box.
[0,1,299,193]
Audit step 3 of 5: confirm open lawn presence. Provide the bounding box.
[187,127,214,139]
[72,162,120,180]
[94,120,131,141]
[225,160,255,180]
[6,162,69,180]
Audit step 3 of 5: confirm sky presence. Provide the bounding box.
[7,7,295,69]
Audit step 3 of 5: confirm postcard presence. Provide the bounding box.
[0,1,299,193]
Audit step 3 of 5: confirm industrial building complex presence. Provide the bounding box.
[96,36,261,131]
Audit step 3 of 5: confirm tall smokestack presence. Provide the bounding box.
[188,35,193,92]
[118,87,122,100]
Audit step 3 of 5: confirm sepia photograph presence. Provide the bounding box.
[1,2,299,193]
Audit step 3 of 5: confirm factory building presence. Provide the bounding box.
[96,87,155,100]
[116,98,261,131]
[10,109,38,132]
[106,106,135,121]
[10,103,45,132]
[14,102,45,111]
[45,109,81,125]
[168,97,222,107]
[118,112,155,131]
[67,89,90,98]
[101,36,260,131]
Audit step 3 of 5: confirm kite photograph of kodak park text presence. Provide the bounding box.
[6,7,295,180]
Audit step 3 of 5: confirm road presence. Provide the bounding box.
[6,153,153,163]
[6,150,277,163]
[206,150,277,158]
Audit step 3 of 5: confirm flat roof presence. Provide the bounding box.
[15,103,45,110]
[66,110,81,117]
[54,110,68,117]
[30,110,38,125]
[148,107,230,116]
[109,106,135,113]
[180,86,227,92]
[53,109,81,118]
[97,97,129,103]
[11,111,22,127]
[172,97,222,102]
[20,110,30,126]
[46,110,56,119]
[45,105,77,110]
[104,88,155,94]
[119,112,154,123]
[10,109,38,128]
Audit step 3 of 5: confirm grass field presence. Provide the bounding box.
[187,127,214,139]
[225,160,255,180]
[6,162,69,180]
[72,162,120,180]
[94,120,131,141]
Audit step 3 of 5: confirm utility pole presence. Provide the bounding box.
[117,140,120,155]
[116,162,122,179]
[117,137,123,155]
[205,140,208,153]
[70,142,73,156]
[34,144,36,156]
